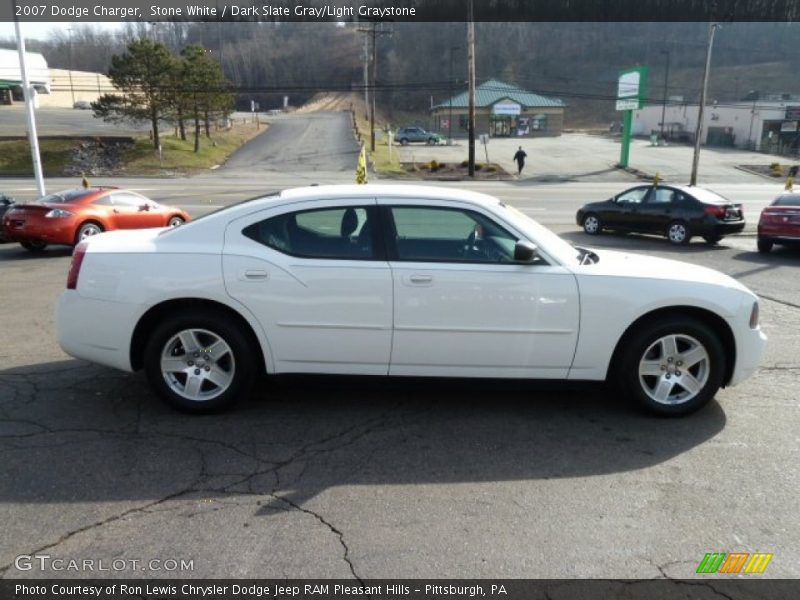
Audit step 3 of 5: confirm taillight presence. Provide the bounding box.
[704,205,726,218]
[66,242,87,290]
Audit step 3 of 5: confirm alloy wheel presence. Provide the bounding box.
[160,328,236,402]
[637,333,710,405]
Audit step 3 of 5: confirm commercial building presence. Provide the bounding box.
[633,98,800,155]
[0,48,50,104]
[432,79,566,138]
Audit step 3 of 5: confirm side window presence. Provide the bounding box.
[616,188,648,204]
[242,206,373,260]
[389,206,518,263]
[648,188,675,204]
[111,193,146,208]
[92,195,114,206]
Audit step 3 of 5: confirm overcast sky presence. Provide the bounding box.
[0,21,124,41]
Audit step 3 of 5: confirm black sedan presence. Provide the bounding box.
[576,185,745,245]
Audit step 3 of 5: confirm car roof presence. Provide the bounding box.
[279,184,501,208]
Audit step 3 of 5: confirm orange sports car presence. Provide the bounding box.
[2,187,191,251]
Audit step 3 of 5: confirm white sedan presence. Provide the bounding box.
[56,185,766,415]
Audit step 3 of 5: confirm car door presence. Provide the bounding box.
[222,199,393,375]
[636,186,677,233]
[379,200,580,378]
[609,186,650,231]
[109,192,163,229]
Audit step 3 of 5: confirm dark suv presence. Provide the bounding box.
[395,127,444,145]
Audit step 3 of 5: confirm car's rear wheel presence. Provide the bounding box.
[21,240,47,252]
[582,213,602,235]
[703,234,722,245]
[399,138,409,145]
[757,238,773,253]
[76,222,103,244]
[167,216,185,227]
[667,220,691,245]
[143,311,255,413]
[618,317,725,416]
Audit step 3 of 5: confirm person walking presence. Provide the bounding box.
[513,146,527,176]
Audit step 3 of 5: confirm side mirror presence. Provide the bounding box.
[514,240,538,263]
[139,204,150,212]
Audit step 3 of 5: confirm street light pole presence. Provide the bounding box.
[14,17,45,197]
[659,49,670,140]
[690,23,719,186]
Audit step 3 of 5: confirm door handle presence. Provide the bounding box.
[408,274,433,284]
[242,270,269,280]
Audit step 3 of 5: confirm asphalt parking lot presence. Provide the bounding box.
[1,214,798,580]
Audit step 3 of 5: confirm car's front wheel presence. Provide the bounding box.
[398,138,409,146]
[582,213,602,235]
[757,238,773,253]
[618,317,725,416]
[667,220,691,245]
[143,311,255,413]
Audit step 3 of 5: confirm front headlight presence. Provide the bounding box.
[45,209,73,218]
[749,301,760,329]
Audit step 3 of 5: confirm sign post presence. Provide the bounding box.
[616,67,648,168]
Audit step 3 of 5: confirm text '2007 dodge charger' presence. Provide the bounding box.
[56,185,766,416]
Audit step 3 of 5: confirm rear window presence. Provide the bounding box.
[686,188,731,205]
[38,189,91,204]
[773,194,800,206]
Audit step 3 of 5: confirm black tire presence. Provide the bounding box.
[667,220,691,245]
[616,317,725,416]
[21,240,47,252]
[399,138,409,146]
[582,213,602,235]
[167,215,185,227]
[143,310,256,413]
[757,238,773,253]
[703,234,722,245]
[75,221,104,244]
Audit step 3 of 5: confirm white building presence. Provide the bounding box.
[633,100,800,155]
[0,47,51,99]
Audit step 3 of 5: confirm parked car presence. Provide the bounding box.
[73,100,92,110]
[757,192,800,253]
[2,187,190,252]
[576,184,745,245]
[395,127,444,145]
[56,185,765,416]
[0,193,14,242]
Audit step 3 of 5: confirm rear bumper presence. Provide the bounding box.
[3,215,78,245]
[56,291,139,372]
[707,220,745,236]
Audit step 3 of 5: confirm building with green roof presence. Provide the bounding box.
[432,79,566,138]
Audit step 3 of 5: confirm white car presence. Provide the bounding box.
[56,185,766,415]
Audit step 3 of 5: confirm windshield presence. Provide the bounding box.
[499,203,582,265]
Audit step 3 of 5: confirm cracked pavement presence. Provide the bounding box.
[1,232,798,581]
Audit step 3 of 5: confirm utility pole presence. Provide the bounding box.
[690,23,719,186]
[448,45,462,145]
[467,0,476,176]
[362,34,369,123]
[67,26,76,105]
[357,22,391,152]
[14,16,45,197]
[659,49,670,140]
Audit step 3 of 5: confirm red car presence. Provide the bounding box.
[2,187,191,252]
[758,193,800,253]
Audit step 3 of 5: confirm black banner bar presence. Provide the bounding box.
[4,0,800,23]
[2,580,799,600]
